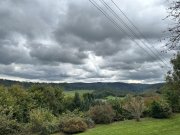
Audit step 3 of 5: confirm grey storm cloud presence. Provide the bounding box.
[0,0,173,83]
[29,43,88,65]
[54,2,124,43]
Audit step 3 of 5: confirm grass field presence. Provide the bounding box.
[78,114,180,135]
[64,90,93,97]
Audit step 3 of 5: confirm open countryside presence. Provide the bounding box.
[0,0,180,135]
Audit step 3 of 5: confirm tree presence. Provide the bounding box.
[0,85,15,118]
[72,92,82,109]
[150,100,172,119]
[8,85,32,122]
[165,53,180,112]
[29,85,64,115]
[165,1,180,50]
[107,98,125,121]
[89,104,115,124]
[29,108,57,135]
[81,93,95,111]
[124,95,145,121]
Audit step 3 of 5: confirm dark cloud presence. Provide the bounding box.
[0,41,31,65]
[0,0,173,83]
[54,1,122,42]
[29,43,88,65]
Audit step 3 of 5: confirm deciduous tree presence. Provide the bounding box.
[165,53,180,112]
[124,95,145,121]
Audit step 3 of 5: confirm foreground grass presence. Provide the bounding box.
[79,114,180,135]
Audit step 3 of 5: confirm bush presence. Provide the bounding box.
[165,90,180,113]
[150,100,172,119]
[0,115,22,135]
[89,104,115,124]
[29,85,64,115]
[84,117,95,128]
[0,86,16,119]
[107,98,133,120]
[60,116,88,134]
[29,108,59,135]
[8,85,32,123]
[123,95,145,121]
[121,109,134,120]
[107,98,125,121]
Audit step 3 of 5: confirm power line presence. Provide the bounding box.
[99,0,168,68]
[110,0,170,65]
[89,0,166,69]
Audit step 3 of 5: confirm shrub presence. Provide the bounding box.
[0,86,16,119]
[121,109,134,120]
[107,98,125,121]
[81,93,95,111]
[29,108,59,135]
[164,53,180,113]
[84,117,95,128]
[150,100,172,119]
[89,104,115,124]
[72,92,82,110]
[123,95,145,121]
[0,115,22,135]
[165,90,180,113]
[60,115,88,134]
[63,96,74,111]
[8,85,33,123]
[29,85,64,115]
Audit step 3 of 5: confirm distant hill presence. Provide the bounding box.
[63,82,164,93]
[0,79,164,93]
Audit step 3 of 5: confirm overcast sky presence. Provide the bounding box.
[0,0,175,83]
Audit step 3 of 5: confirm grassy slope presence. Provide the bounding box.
[79,114,180,135]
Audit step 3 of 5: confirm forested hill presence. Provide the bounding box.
[64,82,164,92]
[0,79,164,92]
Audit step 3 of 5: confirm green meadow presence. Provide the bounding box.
[64,90,93,97]
[78,114,180,135]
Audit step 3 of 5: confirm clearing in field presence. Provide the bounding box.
[64,90,93,97]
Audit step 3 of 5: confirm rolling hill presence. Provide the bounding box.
[0,79,164,93]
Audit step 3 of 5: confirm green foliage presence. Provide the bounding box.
[0,85,15,118]
[61,109,86,118]
[9,85,32,122]
[60,117,88,134]
[92,90,126,99]
[29,108,59,135]
[81,93,95,111]
[29,85,64,115]
[64,90,93,97]
[73,92,82,109]
[123,95,145,121]
[107,98,125,121]
[0,81,176,135]
[150,100,172,119]
[89,104,115,124]
[63,96,74,111]
[63,92,84,111]
[107,97,134,121]
[165,53,180,112]
[84,117,95,128]
[60,111,88,134]
[0,115,22,135]
[165,89,180,112]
